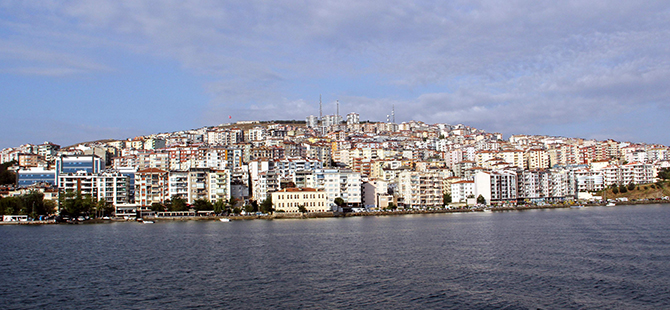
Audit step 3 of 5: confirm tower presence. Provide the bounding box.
[319,94,322,121]
[392,105,395,123]
[336,100,339,120]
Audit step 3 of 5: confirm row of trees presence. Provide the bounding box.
[58,191,114,218]
[149,196,275,215]
[0,191,56,217]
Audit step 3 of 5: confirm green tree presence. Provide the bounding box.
[213,199,226,214]
[192,199,213,211]
[657,168,670,180]
[169,196,189,211]
[612,187,619,194]
[0,196,23,215]
[260,196,274,214]
[334,197,346,208]
[59,191,96,218]
[150,202,165,212]
[387,202,397,210]
[244,204,254,213]
[477,194,486,205]
[228,197,238,209]
[0,161,17,185]
[20,191,45,217]
[443,192,452,206]
[298,204,307,214]
[619,184,628,194]
[232,207,241,215]
[44,200,57,215]
[95,199,115,217]
[627,182,636,191]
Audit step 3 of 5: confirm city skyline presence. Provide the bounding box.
[2,1,670,149]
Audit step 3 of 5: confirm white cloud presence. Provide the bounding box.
[2,0,670,145]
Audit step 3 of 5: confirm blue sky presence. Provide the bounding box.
[2,1,670,149]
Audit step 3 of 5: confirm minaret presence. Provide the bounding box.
[392,105,395,123]
[319,94,323,121]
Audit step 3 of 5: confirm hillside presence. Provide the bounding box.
[598,181,670,200]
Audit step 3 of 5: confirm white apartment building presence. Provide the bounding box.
[303,169,362,206]
[474,170,518,204]
[208,170,230,202]
[451,180,474,203]
[168,171,189,200]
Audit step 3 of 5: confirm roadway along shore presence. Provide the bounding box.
[2,200,668,225]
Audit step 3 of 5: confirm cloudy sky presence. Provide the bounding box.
[2,1,670,149]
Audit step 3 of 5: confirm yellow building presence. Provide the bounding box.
[272,188,330,213]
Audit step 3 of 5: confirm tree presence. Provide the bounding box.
[627,182,636,191]
[298,204,307,214]
[619,184,628,194]
[477,194,486,205]
[0,196,23,215]
[0,161,17,185]
[96,199,115,217]
[443,192,452,206]
[59,191,96,218]
[260,196,273,214]
[150,202,165,212]
[658,168,670,180]
[20,191,45,217]
[612,187,619,194]
[44,200,57,215]
[213,199,226,214]
[387,202,397,210]
[244,204,254,213]
[169,197,189,211]
[228,197,238,209]
[334,197,346,208]
[192,199,213,211]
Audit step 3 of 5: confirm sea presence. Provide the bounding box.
[1,204,669,309]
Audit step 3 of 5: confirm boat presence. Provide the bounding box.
[483,209,492,213]
[606,202,616,207]
[570,205,584,209]
[219,218,231,222]
[141,220,154,224]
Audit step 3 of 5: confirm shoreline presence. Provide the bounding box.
[2,200,668,225]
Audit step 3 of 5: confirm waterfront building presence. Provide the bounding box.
[450,180,474,203]
[168,171,189,200]
[208,169,231,202]
[136,168,169,206]
[361,179,389,208]
[474,170,518,205]
[397,170,443,208]
[96,171,131,205]
[271,188,329,213]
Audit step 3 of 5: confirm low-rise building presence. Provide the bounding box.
[272,188,329,213]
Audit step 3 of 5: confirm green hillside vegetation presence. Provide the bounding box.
[598,181,670,200]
